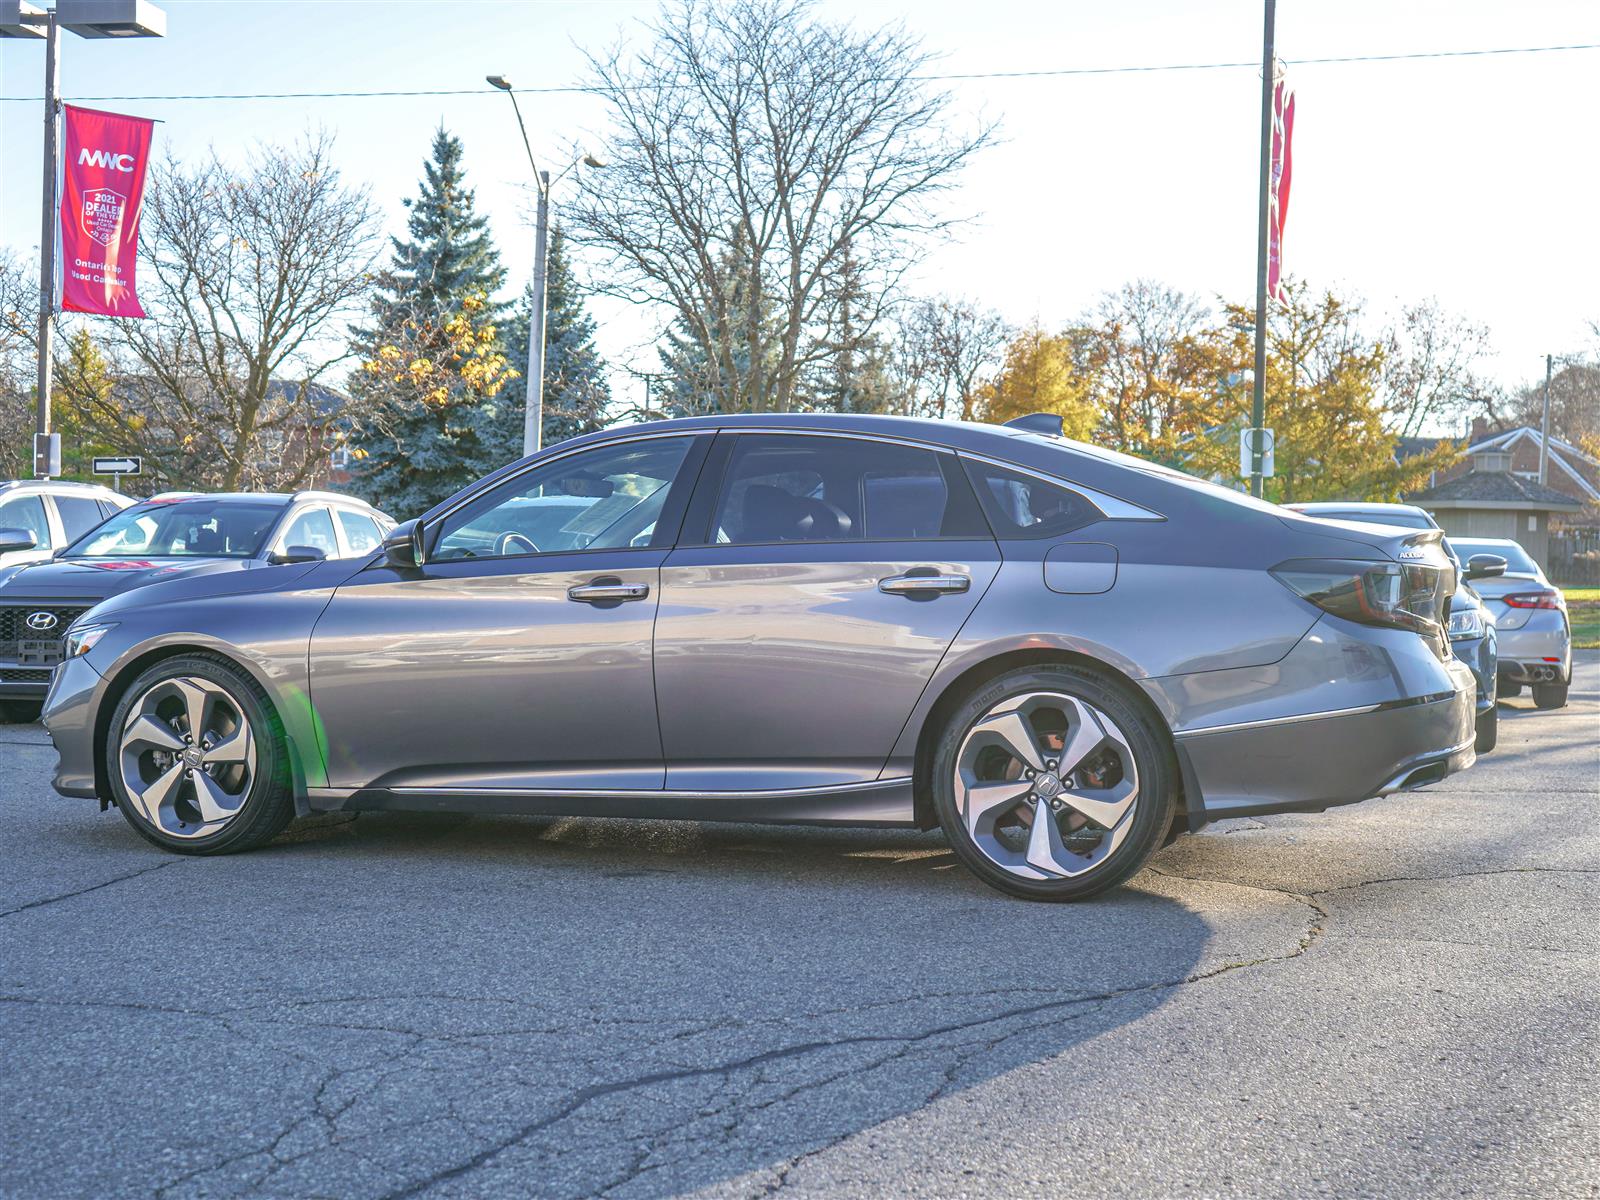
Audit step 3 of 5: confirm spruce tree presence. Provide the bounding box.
[350,128,513,516]
[489,224,611,457]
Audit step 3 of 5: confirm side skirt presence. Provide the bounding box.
[303,776,918,828]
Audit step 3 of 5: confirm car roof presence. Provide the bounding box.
[0,478,124,496]
[1286,501,1433,516]
[129,490,382,510]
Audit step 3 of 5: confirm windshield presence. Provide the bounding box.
[65,499,285,559]
[1449,538,1540,576]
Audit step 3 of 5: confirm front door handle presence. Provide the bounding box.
[878,572,971,596]
[568,580,650,603]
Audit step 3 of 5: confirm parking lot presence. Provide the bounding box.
[1,653,1595,1199]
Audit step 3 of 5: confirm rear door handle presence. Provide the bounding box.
[878,572,971,596]
[567,581,650,603]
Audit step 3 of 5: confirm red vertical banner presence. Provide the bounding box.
[59,104,156,318]
[1267,75,1295,304]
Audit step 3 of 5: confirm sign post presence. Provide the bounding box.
[92,454,141,492]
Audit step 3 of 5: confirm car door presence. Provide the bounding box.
[310,434,708,793]
[653,432,1002,792]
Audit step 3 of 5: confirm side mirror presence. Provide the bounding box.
[1466,553,1507,581]
[0,527,39,554]
[382,519,424,569]
[269,545,329,565]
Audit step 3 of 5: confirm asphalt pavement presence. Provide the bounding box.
[2,654,1596,1199]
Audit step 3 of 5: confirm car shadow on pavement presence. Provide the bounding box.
[7,807,1253,1199]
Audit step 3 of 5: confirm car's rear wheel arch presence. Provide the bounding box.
[911,648,1186,833]
[94,645,308,811]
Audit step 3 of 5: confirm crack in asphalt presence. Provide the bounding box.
[373,878,1328,1200]
[0,858,186,919]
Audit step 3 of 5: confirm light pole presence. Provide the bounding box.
[2,0,166,477]
[486,74,605,457]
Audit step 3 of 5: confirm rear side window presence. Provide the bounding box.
[962,460,1102,539]
[335,509,383,555]
[709,435,987,545]
[54,495,107,540]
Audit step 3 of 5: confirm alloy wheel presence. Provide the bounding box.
[118,676,257,839]
[953,690,1140,880]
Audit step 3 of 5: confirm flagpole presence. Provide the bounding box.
[1249,0,1276,499]
[35,8,60,478]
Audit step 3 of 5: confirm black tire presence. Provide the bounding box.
[1474,704,1498,754]
[105,653,296,855]
[930,665,1175,902]
[1532,680,1569,710]
[1495,678,1522,699]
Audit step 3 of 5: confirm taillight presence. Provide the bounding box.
[1273,558,1449,648]
[1503,591,1560,609]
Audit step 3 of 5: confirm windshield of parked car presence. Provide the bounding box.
[64,499,285,559]
[1448,538,1540,576]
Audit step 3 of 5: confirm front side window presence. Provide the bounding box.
[0,494,49,545]
[67,500,285,558]
[432,436,695,561]
[962,460,1103,540]
[277,507,339,556]
[709,435,984,545]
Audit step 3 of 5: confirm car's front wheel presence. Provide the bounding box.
[930,665,1174,901]
[105,654,295,854]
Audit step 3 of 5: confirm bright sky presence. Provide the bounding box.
[4,0,1598,419]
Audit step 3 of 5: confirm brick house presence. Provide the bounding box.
[1406,422,1599,578]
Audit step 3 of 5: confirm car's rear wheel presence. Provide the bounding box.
[930,665,1174,901]
[1475,704,1498,753]
[1532,680,1569,710]
[105,654,295,854]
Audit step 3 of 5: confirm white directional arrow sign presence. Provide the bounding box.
[92,456,142,476]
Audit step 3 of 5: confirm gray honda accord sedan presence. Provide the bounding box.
[41,414,1478,900]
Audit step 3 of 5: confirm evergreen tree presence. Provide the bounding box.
[350,128,514,515]
[490,224,611,455]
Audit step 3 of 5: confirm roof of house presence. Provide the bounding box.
[1394,435,1447,462]
[1410,469,1583,510]
[1467,426,1600,503]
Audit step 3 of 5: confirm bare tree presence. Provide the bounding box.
[107,134,380,490]
[895,295,1009,419]
[568,0,993,412]
[1381,299,1493,437]
[0,252,36,479]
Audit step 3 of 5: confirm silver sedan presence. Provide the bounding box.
[42,414,1478,900]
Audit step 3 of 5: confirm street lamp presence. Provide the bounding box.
[487,73,605,457]
[3,0,166,477]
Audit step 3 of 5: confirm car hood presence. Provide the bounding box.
[85,553,368,621]
[0,556,260,602]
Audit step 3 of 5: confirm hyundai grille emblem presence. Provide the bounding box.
[25,612,59,632]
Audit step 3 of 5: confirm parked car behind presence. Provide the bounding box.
[1285,502,1504,752]
[44,413,1479,901]
[1446,536,1572,709]
[0,479,132,574]
[0,490,392,706]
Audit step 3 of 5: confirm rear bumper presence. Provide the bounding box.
[1173,681,1476,822]
[1496,615,1570,681]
